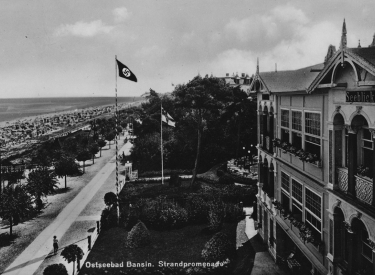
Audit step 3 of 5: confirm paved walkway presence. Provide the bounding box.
[3,138,131,275]
[240,207,287,275]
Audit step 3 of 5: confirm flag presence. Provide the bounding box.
[116,59,137,82]
[161,108,176,127]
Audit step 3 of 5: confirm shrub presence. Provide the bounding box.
[201,232,236,262]
[218,174,234,185]
[185,195,208,224]
[104,192,117,207]
[100,207,118,230]
[223,203,242,223]
[43,263,68,275]
[216,169,224,177]
[207,199,224,227]
[127,221,151,248]
[138,199,160,228]
[169,173,182,187]
[159,206,188,230]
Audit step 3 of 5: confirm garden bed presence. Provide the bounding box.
[80,223,237,275]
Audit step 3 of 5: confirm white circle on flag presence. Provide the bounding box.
[122,68,131,77]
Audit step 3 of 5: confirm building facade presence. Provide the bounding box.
[250,21,375,275]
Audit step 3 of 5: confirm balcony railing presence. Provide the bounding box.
[265,136,270,151]
[336,167,373,206]
[355,175,373,205]
[337,167,348,193]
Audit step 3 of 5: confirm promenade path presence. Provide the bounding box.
[2,136,133,275]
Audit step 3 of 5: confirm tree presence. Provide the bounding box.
[105,132,115,148]
[104,192,117,207]
[116,126,123,138]
[89,143,99,164]
[221,86,257,158]
[43,263,68,275]
[61,244,84,275]
[76,149,91,174]
[27,167,58,210]
[0,185,33,236]
[97,139,107,157]
[54,153,81,189]
[62,137,79,156]
[173,75,229,187]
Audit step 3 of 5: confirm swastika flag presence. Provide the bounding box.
[116,59,137,82]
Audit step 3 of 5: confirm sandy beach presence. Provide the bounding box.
[0,99,145,129]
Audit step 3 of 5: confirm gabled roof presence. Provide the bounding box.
[307,47,375,93]
[347,47,375,69]
[257,63,324,93]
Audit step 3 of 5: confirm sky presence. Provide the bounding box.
[1,0,375,98]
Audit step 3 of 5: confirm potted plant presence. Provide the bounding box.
[357,165,372,179]
[289,145,298,155]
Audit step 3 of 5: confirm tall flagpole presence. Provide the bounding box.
[115,55,119,224]
[161,102,164,185]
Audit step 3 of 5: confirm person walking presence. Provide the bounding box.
[53,236,59,255]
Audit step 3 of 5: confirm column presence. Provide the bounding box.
[268,166,274,198]
[258,160,263,185]
[344,222,355,274]
[258,109,263,146]
[346,126,357,198]
[262,163,268,194]
[371,129,375,207]
[269,111,274,153]
[263,111,268,148]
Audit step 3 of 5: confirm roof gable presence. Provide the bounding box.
[251,63,323,93]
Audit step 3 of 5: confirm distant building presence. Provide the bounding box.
[217,72,254,94]
[250,20,375,275]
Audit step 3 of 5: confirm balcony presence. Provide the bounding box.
[336,167,373,206]
[265,136,270,151]
[355,175,373,205]
[337,167,348,193]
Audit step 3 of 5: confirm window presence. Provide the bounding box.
[362,128,373,173]
[292,179,303,203]
[262,94,270,100]
[345,128,349,167]
[361,230,373,262]
[305,188,322,237]
[292,111,302,131]
[305,112,321,158]
[305,112,321,136]
[281,192,290,211]
[291,111,302,149]
[291,179,303,221]
[281,172,290,193]
[281,129,289,143]
[281,110,289,128]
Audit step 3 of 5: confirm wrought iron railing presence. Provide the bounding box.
[265,136,270,151]
[337,167,348,193]
[355,175,373,205]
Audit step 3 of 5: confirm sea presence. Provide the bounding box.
[0,97,143,123]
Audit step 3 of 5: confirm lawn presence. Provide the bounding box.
[79,223,237,275]
[78,179,257,275]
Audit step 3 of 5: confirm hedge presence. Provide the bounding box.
[126,221,151,248]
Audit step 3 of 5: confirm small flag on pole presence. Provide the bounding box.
[116,59,137,82]
[161,108,176,127]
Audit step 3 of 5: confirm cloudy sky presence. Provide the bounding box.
[1,0,375,98]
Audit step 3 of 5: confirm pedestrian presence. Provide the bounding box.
[53,236,59,255]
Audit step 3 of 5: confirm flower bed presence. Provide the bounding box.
[272,138,322,166]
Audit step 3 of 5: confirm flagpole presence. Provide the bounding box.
[161,102,164,185]
[115,55,120,224]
